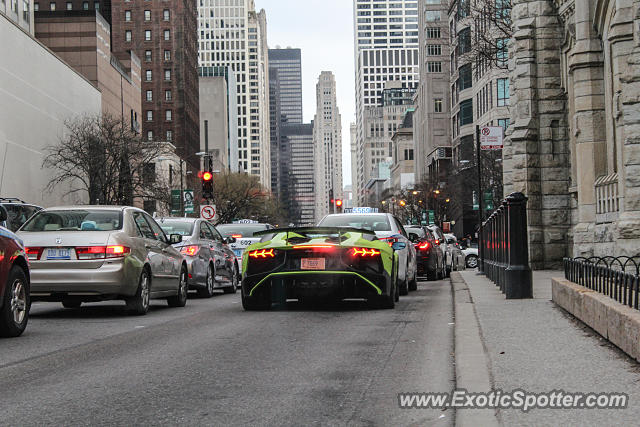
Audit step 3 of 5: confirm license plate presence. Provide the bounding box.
[240,240,253,246]
[301,258,325,270]
[47,248,71,260]
[233,249,243,257]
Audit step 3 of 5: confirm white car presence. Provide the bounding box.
[444,233,465,271]
[461,246,479,269]
[216,223,274,265]
[426,225,455,277]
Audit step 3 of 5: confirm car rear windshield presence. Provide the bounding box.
[216,224,270,237]
[405,227,426,238]
[159,221,194,236]
[3,204,41,232]
[318,214,391,232]
[20,210,123,232]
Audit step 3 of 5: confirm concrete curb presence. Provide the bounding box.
[552,277,640,362]
[451,272,501,427]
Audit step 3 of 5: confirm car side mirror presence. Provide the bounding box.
[169,234,183,244]
[0,206,7,223]
[225,237,236,244]
[392,241,406,251]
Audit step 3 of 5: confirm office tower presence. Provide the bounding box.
[198,0,271,189]
[313,71,342,221]
[268,48,302,124]
[352,0,420,204]
[282,123,315,226]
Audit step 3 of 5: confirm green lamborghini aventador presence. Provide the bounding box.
[240,227,403,310]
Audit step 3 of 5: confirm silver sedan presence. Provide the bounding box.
[17,206,188,315]
[158,218,239,297]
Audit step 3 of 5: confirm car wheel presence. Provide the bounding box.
[466,255,478,269]
[223,264,238,294]
[168,265,188,307]
[376,281,395,309]
[241,285,270,311]
[127,269,151,315]
[408,270,418,291]
[198,264,216,298]
[62,300,82,309]
[0,266,29,338]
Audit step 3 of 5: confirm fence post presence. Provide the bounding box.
[504,192,533,299]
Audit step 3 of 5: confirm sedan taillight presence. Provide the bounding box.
[417,242,431,251]
[25,247,43,261]
[248,248,275,258]
[350,248,380,257]
[76,245,131,260]
[180,245,200,257]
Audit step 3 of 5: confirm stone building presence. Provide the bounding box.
[506,0,640,267]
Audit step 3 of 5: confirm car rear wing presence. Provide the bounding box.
[252,226,376,238]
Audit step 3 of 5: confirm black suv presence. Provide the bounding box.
[0,198,42,232]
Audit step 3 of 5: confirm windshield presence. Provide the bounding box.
[216,224,270,237]
[20,209,123,232]
[160,221,195,237]
[318,214,391,232]
[405,227,426,238]
[3,204,41,232]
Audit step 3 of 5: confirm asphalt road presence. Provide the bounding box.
[0,279,454,426]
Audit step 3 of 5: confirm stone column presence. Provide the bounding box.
[505,0,571,269]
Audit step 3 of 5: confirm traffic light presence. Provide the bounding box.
[335,199,343,213]
[201,170,213,200]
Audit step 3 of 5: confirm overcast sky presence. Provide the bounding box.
[254,0,355,187]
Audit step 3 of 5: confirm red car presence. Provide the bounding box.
[0,207,30,337]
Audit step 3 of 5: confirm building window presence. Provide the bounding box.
[49,2,55,10]
[163,29,170,40]
[144,50,151,61]
[459,64,472,90]
[458,27,471,55]
[426,27,441,39]
[165,110,172,121]
[166,130,173,141]
[144,10,150,21]
[145,30,151,41]
[498,118,510,131]
[146,110,153,121]
[82,1,88,9]
[145,70,152,81]
[497,38,509,67]
[427,45,441,56]
[164,69,171,81]
[164,50,171,61]
[425,11,440,21]
[145,90,153,101]
[497,78,510,106]
[427,61,442,73]
[165,90,172,101]
[125,10,131,21]
[125,30,132,42]
[66,1,71,9]
[94,1,99,10]
[34,2,39,11]
[163,9,169,20]
[404,149,414,161]
[459,99,473,126]
[22,0,29,21]
[147,130,153,141]
[434,98,443,113]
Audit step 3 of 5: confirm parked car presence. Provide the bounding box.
[317,213,417,294]
[460,242,479,269]
[158,218,239,297]
[405,225,445,281]
[444,234,466,272]
[17,206,188,315]
[216,222,274,263]
[0,198,42,232]
[0,206,30,337]
[426,225,455,277]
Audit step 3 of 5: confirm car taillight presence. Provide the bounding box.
[418,242,431,251]
[180,245,200,256]
[351,248,380,257]
[292,245,335,251]
[25,247,43,261]
[231,234,242,239]
[379,237,398,247]
[435,239,440,245]
[76,246,130,260]
[248,248,275,258]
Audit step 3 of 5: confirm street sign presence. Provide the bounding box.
[171,190,181,214]
[200,205,216,220]
[442,222,451,233]
[480,126,504,150]
[183,190,195,214]
[428,210,435,225]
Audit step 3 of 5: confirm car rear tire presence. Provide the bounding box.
[408,271,418,291]
[223,265,238,294]
[127,269,151,315]
[466,255,478,269]
[0,266,29,338]
[197,264,215,298]
[241,286,270,311]
[62,300,82,309]
[168,265,188,307]
[399,264,409,296]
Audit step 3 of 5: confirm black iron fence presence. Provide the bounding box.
[480,192,532,299]
[564,256,640,310]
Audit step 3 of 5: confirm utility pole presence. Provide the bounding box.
[476,125,485,273]
[180,159,185,217]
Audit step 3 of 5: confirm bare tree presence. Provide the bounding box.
[43,113,174,206]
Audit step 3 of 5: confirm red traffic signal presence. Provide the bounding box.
[335,199,343,207]
[202,171,213,182]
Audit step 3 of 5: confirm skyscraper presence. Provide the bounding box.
[313,71,342,221]
[282,123,315,226]
[197,0,270,188]
[352,0,420,204]
[268,48,302,124]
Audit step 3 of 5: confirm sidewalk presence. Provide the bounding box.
[454,270,640,426]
